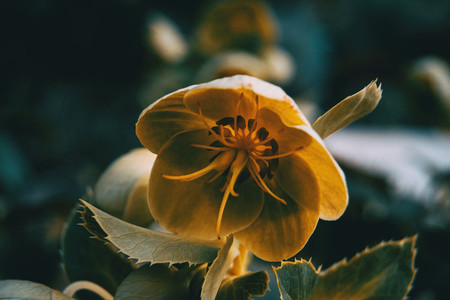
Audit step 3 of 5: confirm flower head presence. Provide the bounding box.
[137,75,348,261]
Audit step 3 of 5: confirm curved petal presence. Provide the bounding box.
[235,154,320,261]
[148,129,264,240]
[257,107,313,153]
[136,86,205,154]
[296,126,348,220]
[124,174,154,227]
[94,148,156,222]
[183,75,310,126]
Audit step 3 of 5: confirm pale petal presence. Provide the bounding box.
[312,80,382,139]
[94,148,156,226]
[136,87,205,154]
[123,174,154,227]
[297,126,348,220]
[235,154,320,261]
[148,129,264,240]
[183,75,310,126]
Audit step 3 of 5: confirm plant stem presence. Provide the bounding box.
[63,281,113,300]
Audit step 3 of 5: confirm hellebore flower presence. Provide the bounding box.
[136,75,348,261]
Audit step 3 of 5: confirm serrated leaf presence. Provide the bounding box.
[274,236,417,300]
[115,264,191,300]
[81,200,222,265]
[273,259,320,300]
[201,235,239,300]
[216,271,269,300]
[0,280,74,300]
[62,202,133,295]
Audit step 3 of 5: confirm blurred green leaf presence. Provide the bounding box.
[81,200,222,265]
[273,259,319,300]
[201,235,238,300]
[62,201,133,295]
[0,280,74,300]
[216,271,269,300]
[274,236,417,300]
[115,264,191,300]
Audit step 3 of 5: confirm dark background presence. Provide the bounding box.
[1,0,449,299]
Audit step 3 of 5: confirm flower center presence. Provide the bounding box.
[163,93,296,238]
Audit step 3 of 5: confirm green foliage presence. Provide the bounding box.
[273,259,319,300]
[81,202,270,299]
[273,236,417,300]
[0,280,74,300]
[62,201,133,295]
[80,200,222,265]
[216,271,269,300]
[115,264,191,300]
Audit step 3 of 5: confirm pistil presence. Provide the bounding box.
[163,149,237,182]
[216,150,249,238]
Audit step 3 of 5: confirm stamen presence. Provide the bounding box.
[248,158,287,205]
[163,149,237,182]
[216,187,231,239]
[257,127,269,141]
[227,150,249,196]
[197,103,235,148]
[234,93,243,133]
[251,147,303,160]
[207,169,226,183]
[248,95,259,134]
[216,150,249,238]
[216,117,234,127]
[252,135,275,146]
[191,144,229,151]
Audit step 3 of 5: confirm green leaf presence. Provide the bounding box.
[274,236,417,300]
[0,280,74,300]
[273,259,319,300]
[115,264,191,300]
[216,271,269,300]
[81,200,222,265]
[62,201,133,295]
[201,235,239,300]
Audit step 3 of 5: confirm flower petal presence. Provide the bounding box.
[235,154,320,261]
[136,87,205,154]
[94,148,155,226]
[183,75,310,126]
[256,107,313,153]
[312,80,382,139]
[148,129,264,240]
[297,126,348,220]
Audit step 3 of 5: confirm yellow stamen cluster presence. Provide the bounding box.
[163,94,296,238]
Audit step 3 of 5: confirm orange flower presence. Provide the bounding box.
[137,75,348,261]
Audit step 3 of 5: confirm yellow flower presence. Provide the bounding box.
[136,75,348,261]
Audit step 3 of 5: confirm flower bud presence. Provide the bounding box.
[94,148,156,227]
[312,80,382,139]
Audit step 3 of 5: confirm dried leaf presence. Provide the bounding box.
[201,235,239,300]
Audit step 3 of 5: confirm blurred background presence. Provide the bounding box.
[0,0,449,299]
